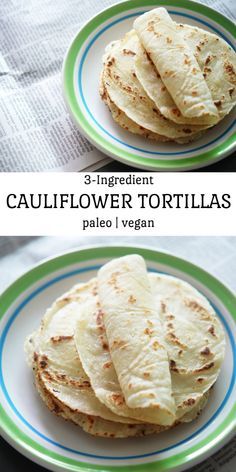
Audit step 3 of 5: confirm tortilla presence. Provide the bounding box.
[179,24,236,120]
[98,255,176,426]
[34,359,167,438]
[100,72,203,143]
[74,288,210,423]
[100,73,169,141]
[135,22,235,124]
[150,272,225,414]
[133,8,219,120]
[103,30,204,142]
[25,255,225,437]
[24,280,140,425]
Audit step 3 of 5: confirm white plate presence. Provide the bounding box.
[63,0,236,171]
[0,245,235,472]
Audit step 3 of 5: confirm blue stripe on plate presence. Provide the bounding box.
[0,265,235,460]
[78,11,236,157]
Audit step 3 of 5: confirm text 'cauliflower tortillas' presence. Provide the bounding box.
[103,30,204,142]
[134,8,219,120]
[98,254,176,426]
[150,273,225,414]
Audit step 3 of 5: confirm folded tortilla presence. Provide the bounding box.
[24,280,140,425]
[135,22,235,124]
[98,255,176,426]
[103,30,205,141]
[75,289,210,424]
[134,8,219,119]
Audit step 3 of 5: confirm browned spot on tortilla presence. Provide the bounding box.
[200,347,212,356]
[166,314,175,320]
[214,100,222,107]
[128,294,136,303]
[132,72,136,78]
[182,128,192,134]
[197,377,204,383]
[191,91,198,96]
[111,393,125,406]
[164,70,175,78]
[87,415,94,425]
[33,352,38,362]
[224,62,236,83]
[166,332,187,349]
[184,56,191,65]
[70,379,91,388]
[195,362,214,373]
[107,57,115,67]
[170,359,179,372]
[167,322,174,329]
[184,299,211,320]
[229,87,235,97]
[178,349,183,356]
[55,373,66,380]
[205,55,212,65]
[52,402,63,414]
[161,85,166,92]
[39,355,48,369]
[59,296,71,303]
[144,327,154,336]
[166,37,172,44]
[123,49,136,56]
[208,325,216,337]
[147,393,155,399]
[111,339,127,350]
[96,309,105,333]
[102,342,109,350]
[172,108,181,117]
[183,398,196,407]
[204,66,211,74]
[161,302,167,313]
[103,361,112,369]
[143,372,151,378]
[50,335,73,343]
[152,341,160,351]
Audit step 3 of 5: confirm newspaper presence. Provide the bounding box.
[0,236,235,471]
[0,0,235,172]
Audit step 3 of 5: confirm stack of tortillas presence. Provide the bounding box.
[25,254,225,438]
[100,8,236,143]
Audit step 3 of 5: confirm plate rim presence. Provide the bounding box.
[62,0,236,172]
[0,244,236,472]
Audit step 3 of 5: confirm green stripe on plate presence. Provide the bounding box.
[0,246,236,471]
[63,0,236,171]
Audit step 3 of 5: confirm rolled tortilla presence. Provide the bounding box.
[134,8,218,119]
[98,254,176,426]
